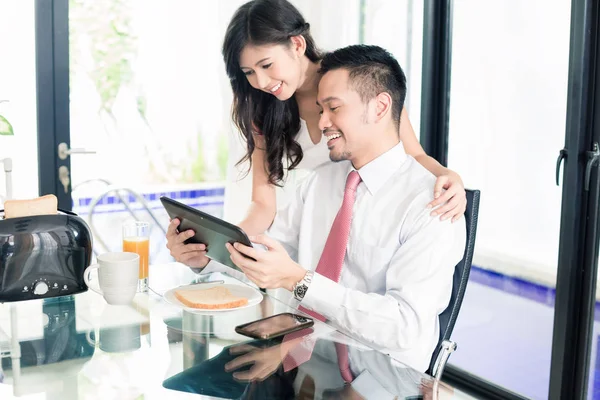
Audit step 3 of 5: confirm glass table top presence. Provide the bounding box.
[0,263,474,400]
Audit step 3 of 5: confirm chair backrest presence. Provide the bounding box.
[427,189,481,374]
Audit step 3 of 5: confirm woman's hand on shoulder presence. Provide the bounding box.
[427,171,467,223]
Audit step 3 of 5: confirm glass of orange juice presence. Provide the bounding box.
[122,221,150,292]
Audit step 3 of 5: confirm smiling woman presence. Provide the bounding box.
[222,0,324,186]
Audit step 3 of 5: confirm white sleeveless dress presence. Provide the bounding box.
[223,118,330,222]
[276,119,331,209]
[294,118,331,170]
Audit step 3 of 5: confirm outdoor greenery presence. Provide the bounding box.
[68,0,226,183]
[0,101,13,136]
[185,134,207,183]
[217,131,228,179]
[69,0,137,116]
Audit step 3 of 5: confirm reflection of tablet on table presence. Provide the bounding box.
[160,196,254,271]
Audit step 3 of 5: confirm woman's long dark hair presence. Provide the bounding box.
[222,0,322,185]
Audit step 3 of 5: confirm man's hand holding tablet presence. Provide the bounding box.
[165,217,210,269]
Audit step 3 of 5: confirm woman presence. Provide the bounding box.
[223,0,466,236]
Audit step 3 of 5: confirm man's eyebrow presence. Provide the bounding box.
[241,57,270,69]
[316,96,340,106]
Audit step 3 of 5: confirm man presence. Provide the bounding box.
[166,45,466,372]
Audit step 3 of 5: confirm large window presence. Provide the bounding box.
[446,1,572,398]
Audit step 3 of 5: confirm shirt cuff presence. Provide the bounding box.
[300,272,345,319]
[189,258,216,274]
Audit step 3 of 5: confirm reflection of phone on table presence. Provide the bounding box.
[235,313,314,340]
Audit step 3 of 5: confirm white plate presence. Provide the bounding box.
[163,283,263,314]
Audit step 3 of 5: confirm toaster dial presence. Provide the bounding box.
[33,281,50,295]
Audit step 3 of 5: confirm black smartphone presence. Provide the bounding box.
[235,313,314,340]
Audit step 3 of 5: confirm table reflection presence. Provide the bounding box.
[1,297,95,397]
[162,308,450,400]
[79,318,152,398]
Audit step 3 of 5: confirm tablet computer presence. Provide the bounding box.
[160,196,253,271]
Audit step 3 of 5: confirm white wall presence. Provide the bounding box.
[0,0,39,204]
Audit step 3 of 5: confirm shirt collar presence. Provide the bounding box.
[348,141,408,196]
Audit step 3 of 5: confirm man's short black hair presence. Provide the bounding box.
[319,45,407,124]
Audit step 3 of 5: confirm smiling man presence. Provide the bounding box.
[224,44,466,372]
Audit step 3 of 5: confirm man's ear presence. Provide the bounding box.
[290,35,307,58]
[374,92,393,123]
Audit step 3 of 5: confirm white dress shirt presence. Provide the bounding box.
[267,141,466,372]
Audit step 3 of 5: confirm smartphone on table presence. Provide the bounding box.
[235,313,314,340]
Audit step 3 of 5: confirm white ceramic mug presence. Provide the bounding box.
[84,252,139,305]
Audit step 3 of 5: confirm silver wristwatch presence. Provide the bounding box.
[293,271,314,301]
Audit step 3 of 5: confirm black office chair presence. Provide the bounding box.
[427,189,481,381]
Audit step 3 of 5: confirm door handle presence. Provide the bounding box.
[556,148,568,186]
[58,166,70,194]
[58,142,96,160]
[585,142,599,191]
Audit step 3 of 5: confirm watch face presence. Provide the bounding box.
[295,285,307,298]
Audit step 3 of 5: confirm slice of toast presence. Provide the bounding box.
[4,194,58,219]
[174,286,248,309]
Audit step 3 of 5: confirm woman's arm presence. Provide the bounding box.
[237,135,278,236]
[399,107,466,222]
[399,107,447,176]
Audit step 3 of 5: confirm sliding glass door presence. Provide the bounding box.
[445,1,571,398]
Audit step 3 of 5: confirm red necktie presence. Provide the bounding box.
[282,171,362,383]
[309,170,362,287]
